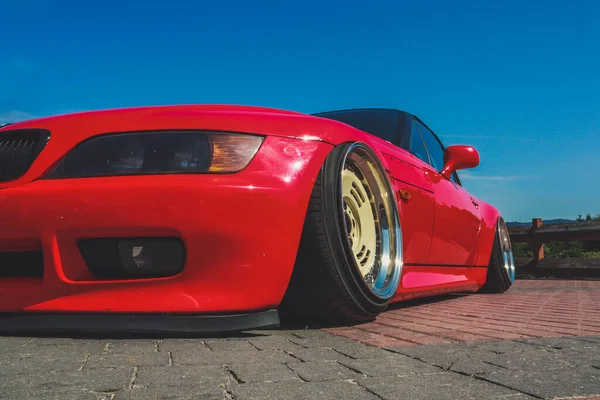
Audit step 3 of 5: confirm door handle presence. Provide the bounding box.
[470,197,479,208]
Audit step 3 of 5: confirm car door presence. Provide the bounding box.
[413,119,482,266]
[379,151,435,265]
[360,112,435,265]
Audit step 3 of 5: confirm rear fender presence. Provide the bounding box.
[473,201,502,266]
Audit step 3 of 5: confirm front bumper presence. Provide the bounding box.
[0,136,332,319]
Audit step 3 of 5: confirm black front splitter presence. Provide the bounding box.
[0,309,280,335]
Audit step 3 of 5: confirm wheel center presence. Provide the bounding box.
[342,168,377,278]
[343,200,361,249]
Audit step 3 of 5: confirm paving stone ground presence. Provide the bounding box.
[326,280,600,347]
[1,280,599,400]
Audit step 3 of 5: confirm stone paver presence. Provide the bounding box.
[287,361,363,382]
[228,362,301,383]
[1,280,600,399]
[2,332,599,399]
[231,381,378,400]
[359,372,533,400]
[326,280,600,347]
[484,367,600,399]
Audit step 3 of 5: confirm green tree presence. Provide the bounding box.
[512,242,533,258]
[577,213,584,221]
[544,241,585,258]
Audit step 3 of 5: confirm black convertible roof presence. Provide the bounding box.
[312,108,413,118]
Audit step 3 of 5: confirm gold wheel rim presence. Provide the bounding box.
[339,143,403,299]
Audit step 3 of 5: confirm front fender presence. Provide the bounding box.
[271,115,397,173]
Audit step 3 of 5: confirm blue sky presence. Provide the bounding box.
[1,0,598,221]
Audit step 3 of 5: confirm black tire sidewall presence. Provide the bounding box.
[482,219,513,293]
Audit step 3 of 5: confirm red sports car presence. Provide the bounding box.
[0,105,515,333]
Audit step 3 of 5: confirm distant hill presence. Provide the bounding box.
[506,219,574,227]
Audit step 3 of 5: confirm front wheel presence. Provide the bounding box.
[480,217,515,293]
[280,142,403,324]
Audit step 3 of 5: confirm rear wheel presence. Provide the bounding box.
[280,142,403,324]
[480,218,515,293]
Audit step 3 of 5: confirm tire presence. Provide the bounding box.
[280,142,403,324]
[480,217,515,293]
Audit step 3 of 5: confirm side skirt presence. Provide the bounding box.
[391,265,488,303]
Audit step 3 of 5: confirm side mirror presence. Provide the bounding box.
[440,145,480,179]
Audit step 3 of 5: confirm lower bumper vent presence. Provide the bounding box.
[0,251,43,278]
[78,237,186,280]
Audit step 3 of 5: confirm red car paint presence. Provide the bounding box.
[0,105,501,314]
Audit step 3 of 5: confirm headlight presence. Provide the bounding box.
[47,131,264,179]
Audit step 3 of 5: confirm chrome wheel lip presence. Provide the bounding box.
[338,142,403,300]
[498,218,516,283]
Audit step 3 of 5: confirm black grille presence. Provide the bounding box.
[0,129,50,182]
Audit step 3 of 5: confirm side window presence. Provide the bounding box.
[416,120,462,185]
[450,171,460,184]
[409,122,430,164]
[415,121,445,171]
